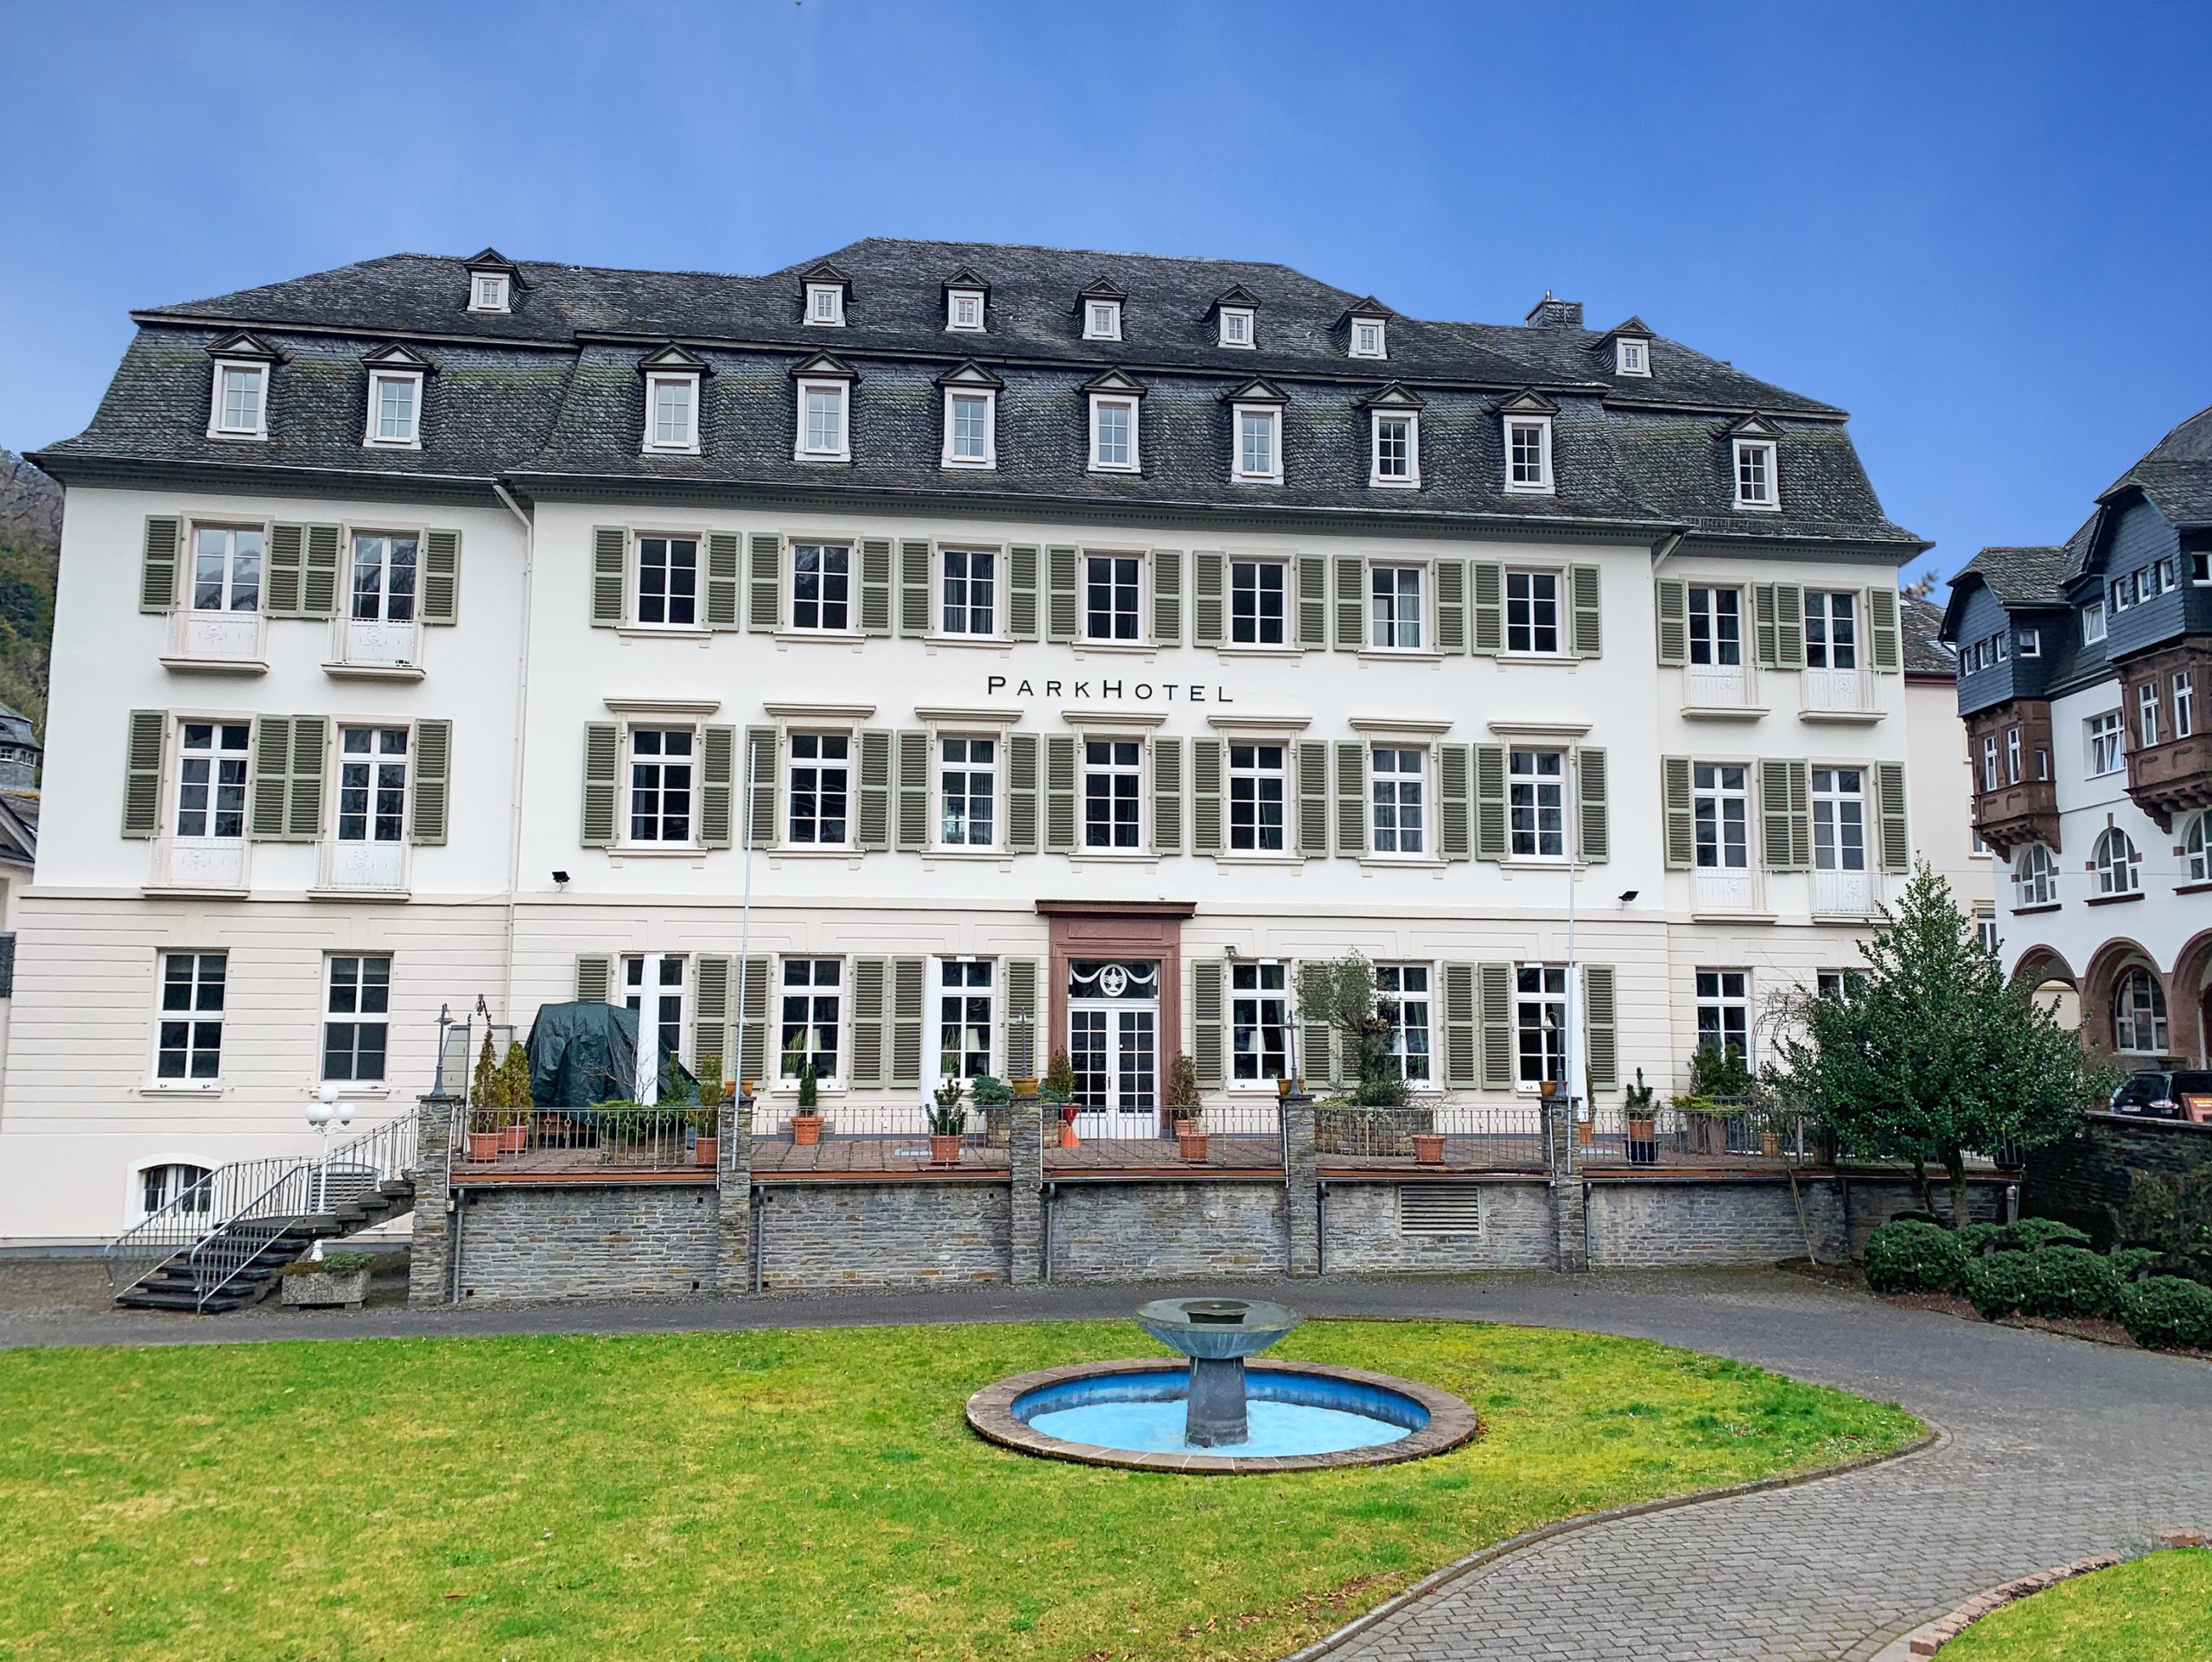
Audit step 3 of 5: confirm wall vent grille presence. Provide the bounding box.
[1398,1183,1483,1236]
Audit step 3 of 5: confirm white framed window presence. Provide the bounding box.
[2088,710,2126,776]
[1377,964,1432,1084]
[139,1162,213,1218]
[2083,600,2107,643]
[2176,671,2196,739]
[2139,681,2162,748]
[208,361,267,439]
[786,732,850,846]
[1806,592,1858,669]
[1994,631,2009,662]
[336,727,409,844]
[1370,412,1418,487]
[1733,438,1778,508]
[1370,746,1427,855]
[1227,742,1287,852]
[1370,564,1424,650]
[2018,627,2041,658]
[2006,727,2023,783]
[628,728,695,844]
[1089,396,1139,473]
[1694,968,1750,1065]
[175,722,250,839]
[805,283,845,326]
[2014,842,2056,906]
[1816,968,1866,1001]
[1084,299,1122,341]
[946,289,985,332]
[1233,404,1281,482]
[1351,318,1387,359]
[796,379,850,461]
[2113,572,2137,613]
[469,271,511,313]
[642,373,699,454]
[939,735,997,847]
[1084,553,1142,641]
[1516,964,1571,1089]
[1616,337,1649,375]
[1811,767,1867,873]
[1508,748,1567,859]
[942,389,995,468]
[365,370,422,448]
[1981,735,2000,792]
[1219,306,1255,347]
[940,548,997,635]
[1082,738,1143,850]
[937,958,995,1080]
[2114,967,2166,1053]
[2187,814,2210,883]
[323,954,391,1082]
[351,532,417,626]
[1230,961,1290,1082]
[791,542,851,632]
[624,954,688,1063]
[2094,827,2140,895]
[635,535,699,628]
[1230,559,1286,646]
[191,525,263,614]
[1505,417,1554,493]
[779,958,842,1084]
[1688,587,1742,665]
[1505,569,1561,654]
[1694,763,1749,869]
[156,951,227,1081]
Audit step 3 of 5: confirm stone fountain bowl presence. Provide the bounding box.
[1134,1296,1302,1360]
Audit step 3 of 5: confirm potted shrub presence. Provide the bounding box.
[789,1059,823,1145]
[1042,1050,1078,1147]
[692,1059,724,1167]
[279,1248,376,1312]
[499,1041,532,1154]
[1166,1052,1201,1132]
[1624,1068,1658,1166]
[928,1079,968,1166]
[972,1074,1014,1148]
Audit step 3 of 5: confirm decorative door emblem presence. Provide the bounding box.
[1097,964,1128,998]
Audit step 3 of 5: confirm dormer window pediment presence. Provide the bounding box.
[639,343,707,456]
[801,261,851,327]
[1221,376,1287,406]
[789,351,857,382]
[1501,388,1560,417]
[1360,382,1426,411]
[639,342,710,373]
[1726,412,1782,439]
[461,247,523,314]
[1081,367,1148,398]
[934,360,1006,391]
[205,330,284,365]
[362,342,436,373]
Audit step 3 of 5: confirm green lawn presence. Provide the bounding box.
[0,1320,1920,1662]
[1942,1551,2212,1661]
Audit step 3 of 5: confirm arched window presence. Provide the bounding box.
[2094,828,2140,895]
[2013,843,2056,907]
[2188,813,2209,884]
[2114,968,2168,1054]
[139,1162,213,1218]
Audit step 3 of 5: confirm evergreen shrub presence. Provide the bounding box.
[1863,1219,1966,1295]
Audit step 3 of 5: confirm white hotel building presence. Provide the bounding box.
[4,240,1946,1245]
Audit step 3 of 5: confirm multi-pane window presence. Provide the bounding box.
[1617,337,1648,374]
[791,543,850,632]
[1811,767,1866,872]
[1090,398,1136,471]
[945,392,992,465]
[938,958,993,1079]
[636,536,698,627]
[2014,843,2056,906]
[624,955,687,1063]
[2187,814,2210,883]
[1235,407,1279,480]
[1085,555,1141,640]
[370,373,419,444]
[807,283,843,325]
[939,735,995,847]
[1083,739,1142,849]
[1352,319,1386,358]
[1085,300,1122,341]
[948,290,983,330]
[2083,601,2107,643]
[1694,763,1749,869]
[801,384,848,456]
[2176,672,2196,740]
[779,958,842,1082]
[1220,308,1254,347]
[2088,710,2126,776]
[1370,565,1423,649]
[1734,440,1777,506]
[2139,682,2162,748]
[1230,961,1290,1082]
[1515,965,1568,1087]
[337,728,409,844]
[352,533,417,623]
[2094,827,2140,895]
[628,729,693,843]
[470,272,509,312]
[323,954,391,1082]
[175,722,249,838]
[215,364,265,436]
[1694,969,1750,1063]
[1507,419,1552,490]
[787,733,850,845]
[2005,728,2023,784]
[1981,735,2001,791]
[156,951,226,1080]
[1371,747,1426,855]
[941,549,996,635]
[1230,560,1286,646]
[1228,742,1286,852]
[1806,592,1858,669]
[2114,968,2167,1054]
[1688,587,1741,665]
[1505,570,1560,653]
[1378,964,1432,1084]
[192,525,263,613]
[1372,414,1414,483]
[1816,969,1866,1001]
[141,1162,213,1217]
[1509,749,1567,858]
[648,376,695,449]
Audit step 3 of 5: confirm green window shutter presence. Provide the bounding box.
[1434,559,1467,653]
[1295,553,1329,650]
[892,729,928,851]
[890,958,925,1088]
[265,525,304,617]
[302,526,341,620]
[1003,958,1039,1080]
[1875,760,1910,872]
[747,533,782,632]
[575,954,613,1003]
[422,530,461,625]
[1045,734,1078,852]
[897,538,931,636]
[1569,563,1603,659]
[1868,586,1902,672]
[1192,551,1226,647]
[592,527,627,627]
[1761,758,1810,871]
[1575,746,1609,863]
[1583,964,1618,1090]
[1334,740,1366,855]
[1332,555,1364,651]
[1152,736,1183,854]
[692,955,732,1080]
[1752,583,1779,667]
[734,956,771,1087]
[1191,738,1224,855]
[1300,1016,1337,1090]
[705,532,741,630]
[409,718,452,845]
[699,724,735,848]
[140,515,181,613]
[849,957,887,1086]
[122,710,166,837]
[746,729,778,848]
[1477,962,1515,1090]
[857,537,893,636]
[1662,756,1694,869]
[1440,743,1471,861]
[249,716,291,840]
[1008,544,1040,640]
[1441,963,1478,1088]
[1007,732,1039,852]
[1046,545,1080,642]
[1152,548,1183,646]
[1192,958,1225,1089]
[285,716,327,839]
[1774,583,1806,668]
[1473,743,1508,860]
[857,729,894,851]
[1789,760,1812,868]
[1471,562,1503,654]
[1655,577,1688,665]
[582,722,620,848]
[1296,740,1330,857]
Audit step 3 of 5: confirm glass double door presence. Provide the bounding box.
[1067,958,1159,1138]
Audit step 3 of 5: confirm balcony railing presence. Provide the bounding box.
[456,1103,724,1173]
[1693,863,1764,915]
[1800,666,1877,717]
[151,835,250,892]
[332,615,423,673]
[165,607,267,670]
[1812,868,1881,918]
[320,838,410,893]
[1681,661,1759,714]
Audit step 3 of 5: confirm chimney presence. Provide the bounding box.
[1524,292,1584,330]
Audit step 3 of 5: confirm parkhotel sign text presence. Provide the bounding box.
[986,675,1236,705]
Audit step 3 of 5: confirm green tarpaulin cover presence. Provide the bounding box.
[524,1001,698,1108]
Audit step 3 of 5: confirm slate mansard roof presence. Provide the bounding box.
[36,238,1922,551]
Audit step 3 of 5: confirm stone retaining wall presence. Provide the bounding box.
[452,1182,722,1301]
[757,1180,1011,1290]
[2025,1113,2212,1245]
[1588,1178,1848,1268]
[1320,1178,1556,1273]
[1046,1180,1286,1282]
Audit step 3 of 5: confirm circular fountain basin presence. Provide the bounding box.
[967,1359,1479,1474]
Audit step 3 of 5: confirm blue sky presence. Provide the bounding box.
[3,0,2209,585]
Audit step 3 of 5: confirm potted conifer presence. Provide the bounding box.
[929,1078,968,1166]
[1165,1052,1206,1159]
[694,1060,725,1167]
[1624,1068,1658,1166]
[790,1059,823,1145]
[1042,1050,1078,1148]
[467,1032,503,1162]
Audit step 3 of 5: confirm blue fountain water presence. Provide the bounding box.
[1014,1363,1429,1458]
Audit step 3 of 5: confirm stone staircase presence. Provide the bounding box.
[113,1175,416,1312]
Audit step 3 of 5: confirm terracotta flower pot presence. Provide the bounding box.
[929,1133,962,1167]
[466,1130,500,1162]
[1576,1121,1593,1147]
[1411,1132,1446,1165]
[500,1124,527,1156]
[791,1113,823,1146]
[695,1136,718,1168]
[1178,1131,1210,1162]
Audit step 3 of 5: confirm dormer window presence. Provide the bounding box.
[938,362,1002,470]
[1351,318,1387,359]
[1505,417,1553,493]
[470,272,511,313]
[806,283,845,327]
[791,355,855,462]
[209,360,268,440]
[1219,307,1255,348]
[1733,437,1778,509]
[638,345,706,455]
[366,369,422,448]
[1616,337,1649,375]
[1085,299,1122,341]
[1364,385,1425,489]
[1083,369,1146,474]
[1228,381,1287,483]
[947,289,985,332]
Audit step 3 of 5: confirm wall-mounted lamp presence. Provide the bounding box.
[1617,889,1639,907]
[551,870,570,887]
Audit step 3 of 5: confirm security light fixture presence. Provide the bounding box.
[552,869,570,886]
[1618,889,1639,907]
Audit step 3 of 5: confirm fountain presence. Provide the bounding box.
[1133,1296,1301,1446]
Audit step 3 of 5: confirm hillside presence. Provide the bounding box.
[0,449,60,734]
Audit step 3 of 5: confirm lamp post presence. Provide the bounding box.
[306,1084,354,1213]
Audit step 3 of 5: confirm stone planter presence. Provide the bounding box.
[281,1268,371,1312]
[1314,1105,1434,1156]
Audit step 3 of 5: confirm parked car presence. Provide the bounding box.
[2107,1070,2212,1120]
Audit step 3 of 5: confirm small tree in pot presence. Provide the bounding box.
[1166,1052,1205,1159]
[790,1051,824,1146]
[1297,954,1422,1153]
[1042,1050,1078,1147]
[1624,1068,1658,1166]
[928,1078,968,1166]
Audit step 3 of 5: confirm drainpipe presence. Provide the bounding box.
[751,1185,769,1294]
[1041,1181,1057,1283]
[1581,1178,1593,1269]
[1315,1179,1329,1277]
[492,481,536,1027]
[448,1187,467,1303]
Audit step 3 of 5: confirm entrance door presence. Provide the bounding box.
[1067,958,1159,1138]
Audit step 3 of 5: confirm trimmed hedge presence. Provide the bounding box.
[1963,1246,2120,1321]
[1962,1251,2043,1321]
[2117,1277,2212,1352]
[1864,1220,1967,1295]
[1993,1218,2093,1253]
